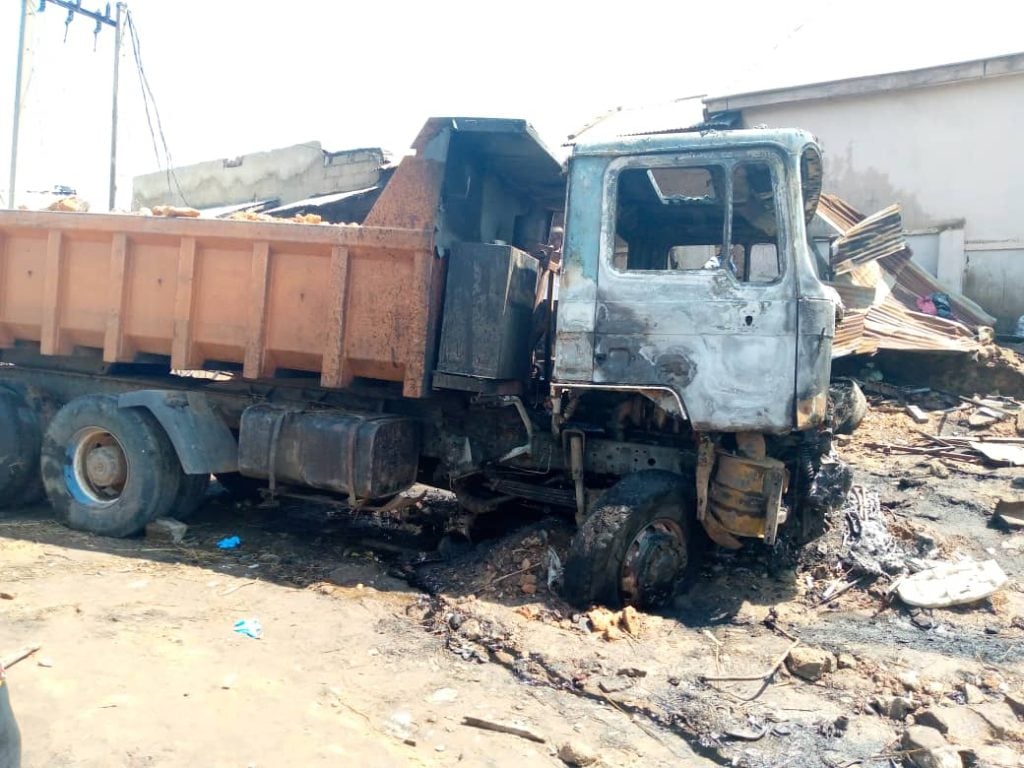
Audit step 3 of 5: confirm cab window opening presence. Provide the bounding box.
[612,160,783,283]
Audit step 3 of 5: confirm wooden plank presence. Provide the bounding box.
[40,230,65,356]
[0,233,10,347]
[103,233,131,362]
[320,245,352,389]
[243,241,271,379]
[171,236,198,369]
[905,404,930,424]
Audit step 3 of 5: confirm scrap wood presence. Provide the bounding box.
[904,404,930,423]
[461,716,546,743]
[220,579,256,596]
[489,563,538,586]
[1,643,41,669]
[815,577,864,608]
[864,441,973,458]
[958,396,1019,417]
[876,433,1024,465]
[700,639,800,684]
[921,434,1024,445]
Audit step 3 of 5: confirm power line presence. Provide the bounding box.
[124,10,190,206]
[8,0,122,210]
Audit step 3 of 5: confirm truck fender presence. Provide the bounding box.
[117,390,238,475]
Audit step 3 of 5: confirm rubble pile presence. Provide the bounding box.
[818,193,995,358]
[847,376,1024,468]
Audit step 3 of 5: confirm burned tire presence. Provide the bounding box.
[563,470,695,610]
[829,378,868,435]
[40,395,182,537]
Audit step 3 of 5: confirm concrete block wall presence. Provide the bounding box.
[132,143,386,211]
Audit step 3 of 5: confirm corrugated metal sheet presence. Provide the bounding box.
[831,204,905,274]
[816,192,864,234]
[820,194,991,358]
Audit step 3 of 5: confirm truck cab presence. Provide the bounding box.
[549,127,844,600]
[556,128,833,433]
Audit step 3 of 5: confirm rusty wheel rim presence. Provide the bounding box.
[68,427,130,506]
[620,517,687,607]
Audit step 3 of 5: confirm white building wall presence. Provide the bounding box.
[736,75,1024,327]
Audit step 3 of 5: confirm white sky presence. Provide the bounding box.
[1,0,1021,209]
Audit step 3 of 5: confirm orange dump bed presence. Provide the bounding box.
[0,211,439,396]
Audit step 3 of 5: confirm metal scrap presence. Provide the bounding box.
[819,194,994,358]
[842,486,907,576]
[831,204,905,275]
[911,433,1024,466]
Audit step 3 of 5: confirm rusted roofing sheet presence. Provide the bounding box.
[816,192,864,234]
[831,204,905,274]
[819,194,991,358]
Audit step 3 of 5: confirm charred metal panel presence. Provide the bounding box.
[790,142,836,430]
[592,150,798,433]
[795,297,835,429]
[707,450,787,544]
[553,156,605,382]
[436,243,539,382]
[554,129,837,433]
[237,404,419,499]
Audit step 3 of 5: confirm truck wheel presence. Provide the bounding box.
[170,474,211,520]
[0,386,45,509]
[0,384,57,510]
[40,396,182,537]
[563,470,695,610]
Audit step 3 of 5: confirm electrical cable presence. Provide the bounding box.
[125,9,190,206]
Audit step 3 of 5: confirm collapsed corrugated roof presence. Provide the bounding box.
[821,194,993,358]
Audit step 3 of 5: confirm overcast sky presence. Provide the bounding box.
[1,0,1021,209]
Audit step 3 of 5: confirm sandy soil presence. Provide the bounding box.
[2,379,1024,768]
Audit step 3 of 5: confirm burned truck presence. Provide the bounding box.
[0,117,845,608]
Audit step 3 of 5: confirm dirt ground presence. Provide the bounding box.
[2,370,1024,767]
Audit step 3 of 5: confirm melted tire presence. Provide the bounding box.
[829,379,868,435]
[41,396,181,538]
[563,470,695,610]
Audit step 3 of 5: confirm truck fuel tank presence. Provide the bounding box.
[237,405,419,500]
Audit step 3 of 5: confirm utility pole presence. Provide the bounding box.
[8,0,30,209]
[7,0,121,210]
[109,3,125,210]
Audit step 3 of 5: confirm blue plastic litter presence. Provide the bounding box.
[233,618,262,640]
[217,536,241,549]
